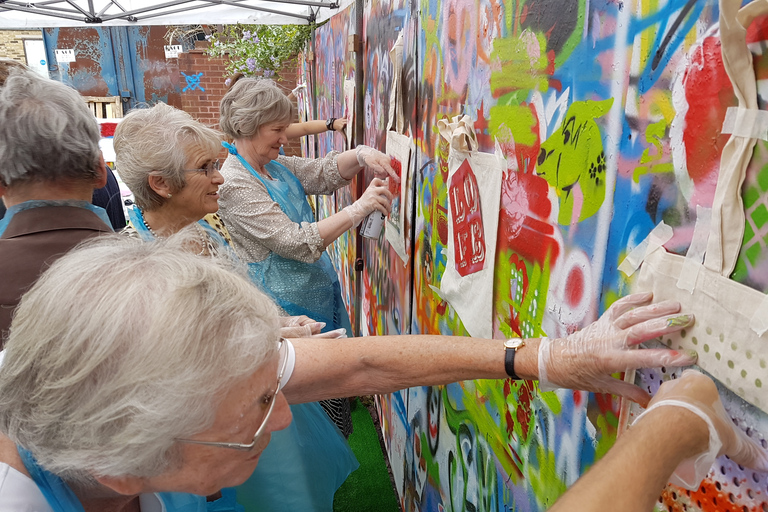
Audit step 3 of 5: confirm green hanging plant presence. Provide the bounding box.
[206,24,315,81]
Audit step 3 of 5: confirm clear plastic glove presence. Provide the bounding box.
[634,370,768,489]
[538,292,698,406]
[342,178,393,228]
[355,145,400,182]
[311,328,347,339]
[279,315,325,339]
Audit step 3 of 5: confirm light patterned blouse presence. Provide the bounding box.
[217,152,350,264]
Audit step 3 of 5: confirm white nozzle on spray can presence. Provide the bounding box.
[359,211,385,239]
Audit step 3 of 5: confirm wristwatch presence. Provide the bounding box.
[504,338,525,380]
[326,118,336,131]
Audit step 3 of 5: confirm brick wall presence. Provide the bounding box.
[0,30,43,62]
[177,47,302,157]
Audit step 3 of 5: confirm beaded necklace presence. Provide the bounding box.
[139,209,208,256]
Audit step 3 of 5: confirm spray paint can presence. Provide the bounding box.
[359,211,385,239]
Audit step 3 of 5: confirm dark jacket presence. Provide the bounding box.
[92,167,127,230]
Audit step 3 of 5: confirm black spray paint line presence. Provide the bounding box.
[651,0,698,71]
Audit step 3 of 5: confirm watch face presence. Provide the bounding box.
[504,338,524,349]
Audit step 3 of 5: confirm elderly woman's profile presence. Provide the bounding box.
[1,232,763,511]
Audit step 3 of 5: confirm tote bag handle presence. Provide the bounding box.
[704,0,768,275]
[437,114,479,154]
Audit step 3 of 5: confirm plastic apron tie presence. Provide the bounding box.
[18,446,85,512]
[221,142,352,332]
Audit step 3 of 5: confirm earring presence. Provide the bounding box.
[167,193,172,198]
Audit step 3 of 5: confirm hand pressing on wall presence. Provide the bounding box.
[548,370,768,512]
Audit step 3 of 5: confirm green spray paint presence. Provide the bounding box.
[536,98,613,225]
[632,119,675,182]
[489,104,539,147]
[666,315,692,328]
[489,31,551,94]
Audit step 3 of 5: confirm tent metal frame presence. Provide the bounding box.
[0,0,337,24]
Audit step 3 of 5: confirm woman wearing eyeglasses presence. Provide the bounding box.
[112,102,228,249]
[1,236,766,512]
[216,81,396,463]
[112,104,358,511]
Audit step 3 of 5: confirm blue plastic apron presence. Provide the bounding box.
[222,142,352,333]
[18,446,242,512]
[0,200,112,237]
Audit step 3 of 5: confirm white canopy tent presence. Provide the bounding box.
[0,0,353,27]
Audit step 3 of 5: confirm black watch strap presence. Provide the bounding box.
[326,118,336,131]
[504,338,524,380]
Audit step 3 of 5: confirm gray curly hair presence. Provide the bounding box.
[113,103,222,211]
[0,231,280,486]
[0,69,101,188]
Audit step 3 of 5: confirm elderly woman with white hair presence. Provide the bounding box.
[0,235,765,512]
[113,102,328,338]
[0,64,113,340]
[112,102,228,248]
[112,102,357,511]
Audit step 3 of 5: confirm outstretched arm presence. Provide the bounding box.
[549,404,708,512]
[281,293,696,405]
[285,119,347,138]
[283,335,537,403]
[549,371,768,512]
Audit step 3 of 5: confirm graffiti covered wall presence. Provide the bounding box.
[313,5,360,331]
[312,0,768,510]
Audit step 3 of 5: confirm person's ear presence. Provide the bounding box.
[94,153,108,189]
[94,473,145,495]
[147,174,173,199]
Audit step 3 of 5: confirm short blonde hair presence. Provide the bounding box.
[219,79,293,139]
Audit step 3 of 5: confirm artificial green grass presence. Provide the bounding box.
[333,399,401,512]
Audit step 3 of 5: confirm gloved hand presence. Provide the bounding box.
[538,292,698,406]
[279,315,325,339]
[355,145,400,182]
[634,370,768,489]
[342,178,393,228]
[311,328,347,338]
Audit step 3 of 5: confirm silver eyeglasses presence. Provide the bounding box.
[184,159,221,177]
[176,338,289,451]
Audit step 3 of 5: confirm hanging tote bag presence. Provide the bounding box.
[384,31,414,264]
[629,0,768,412]
[431,115,504,339]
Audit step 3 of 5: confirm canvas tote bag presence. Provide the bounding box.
[630,0,768,412]
[384,31,413,264]
[431,115,503,339]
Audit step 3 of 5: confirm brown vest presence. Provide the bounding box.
[0,205,112,345]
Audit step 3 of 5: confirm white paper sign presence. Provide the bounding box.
[54,49,76,63]
[164,45,183,59]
